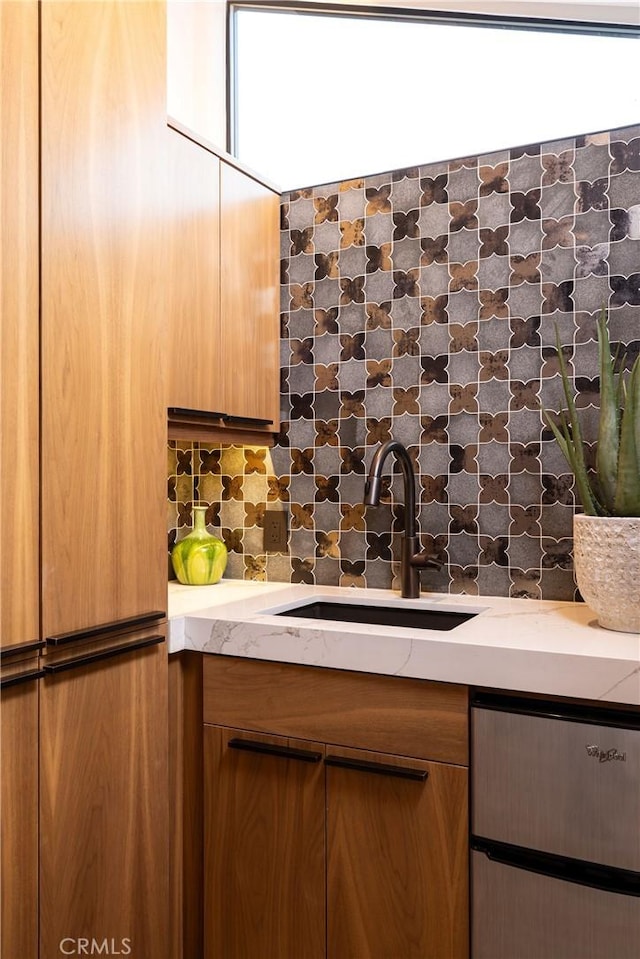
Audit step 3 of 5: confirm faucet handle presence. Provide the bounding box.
[410,550,443,571]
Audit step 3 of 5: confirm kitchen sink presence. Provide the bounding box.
[274,601,477,632]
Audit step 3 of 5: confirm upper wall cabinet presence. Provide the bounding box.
[0,0,40,655]
[219,159,280,432]
[167,128,221,414]
[167,127,280,440]
[40,0,169,637]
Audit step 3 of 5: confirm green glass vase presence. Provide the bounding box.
[171,505,228,586]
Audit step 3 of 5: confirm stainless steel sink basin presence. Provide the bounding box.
[274,601,476,632]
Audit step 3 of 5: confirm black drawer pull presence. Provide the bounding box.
[1,639,45,660]
[42,635,164,675]
[222,415,274,427]
[168,407,225,420]
[228,738,322,763]
[1,668,45,689]
[325,755,428,782]
[46,610,166,646]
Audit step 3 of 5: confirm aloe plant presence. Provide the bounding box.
[541,307,640,517]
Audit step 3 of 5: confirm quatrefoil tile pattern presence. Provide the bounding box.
[169,124,640,599]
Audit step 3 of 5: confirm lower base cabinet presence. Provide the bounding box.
[0,666,39,959]
[327,745,468,958]
[203,657,469,959]
[39,637,170,959]
[204,728,326,959]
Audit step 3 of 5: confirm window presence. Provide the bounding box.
[230,3,639,189]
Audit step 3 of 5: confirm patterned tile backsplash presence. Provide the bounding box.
[168,123,640,601]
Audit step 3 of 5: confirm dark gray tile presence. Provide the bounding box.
[476,565,511,596]
[477,193,511,230]
[573,143,611,183]
[420,262,450,297]
[540,181,577,220]
[365,212,394,245]
[339,245,368,279]
[477,254,511,291]
[508,283,543,318]
[391,296,422,328]
[509,155,543,192]
[391,176,422,212]
[573,274,611,312]
[447,165,480,203]
[338,187,366,220]
[364,271,395,303]
[418,202,451,237]
[313,220,341,254]
[608,169,640,209]
[287,196,316,230]
[447,229,480,264]
[609,237,640,275]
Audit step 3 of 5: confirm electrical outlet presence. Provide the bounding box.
[263,509,288,553]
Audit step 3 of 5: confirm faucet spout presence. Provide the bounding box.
[364,439,440,599]
[364,440,417,537]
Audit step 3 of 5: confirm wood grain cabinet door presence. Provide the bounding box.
[40,0,168,637]
[39,638,169,959]
[0,669,39,959]
[219,162,280,429]
[327,745,469,959]
[167,129,221,413]
[204,726,326,959]
[0,0,40,653]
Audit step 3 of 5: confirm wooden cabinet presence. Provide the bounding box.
[0,0,40,654]
[204,727,326,959]
[169,651,205,959]
[219,160,280,429]
[40,0,168,637]
[167,126,281,440]
[40,631,169,959]
[1,5,40,952]
[326,746,468,959]
[168,129,221,413]
[1,3,173,954]
[203,657,469,959]
[0,665,40,959]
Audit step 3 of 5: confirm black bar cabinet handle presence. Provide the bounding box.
[228,738,322,763]
[42,635,164,675]
[1,639,45,660]
[168,407,225,420]
[325,754,428,782]
[222,415,274,427]
[46,610,166,646]
[1,668,45,689]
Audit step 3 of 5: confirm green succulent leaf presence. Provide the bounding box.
[538,308,639,518]
[614,355,640,516]
[595,306,620,513]
[541,408,599,516]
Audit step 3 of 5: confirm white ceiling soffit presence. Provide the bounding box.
[298,1,640,27]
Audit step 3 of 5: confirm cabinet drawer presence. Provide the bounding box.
[203,655,468,765]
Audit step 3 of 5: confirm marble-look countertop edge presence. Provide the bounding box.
[168,581,640,706]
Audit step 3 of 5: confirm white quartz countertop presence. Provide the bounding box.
[168,580,640,706]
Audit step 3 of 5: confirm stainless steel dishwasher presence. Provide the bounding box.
[471,692,640,959]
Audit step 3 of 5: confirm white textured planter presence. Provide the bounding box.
[573,514,640,633]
